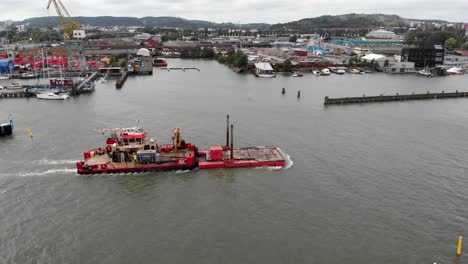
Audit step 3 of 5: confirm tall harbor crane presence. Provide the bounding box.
[46,0,80,40]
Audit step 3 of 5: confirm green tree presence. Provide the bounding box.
[289,35,298,42]
[445,37,458,50]
[348,56,358,67]
[283,59,292,72]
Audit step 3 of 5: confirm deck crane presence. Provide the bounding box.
[46,0,80,40]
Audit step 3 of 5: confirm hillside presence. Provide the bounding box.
[271,14,433,31]
[15,16,270,30]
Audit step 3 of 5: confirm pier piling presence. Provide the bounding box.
[230,124,234,160]
[457,236,463,256]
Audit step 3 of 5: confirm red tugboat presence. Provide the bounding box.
[76,116,287,175]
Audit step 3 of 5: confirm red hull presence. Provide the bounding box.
[77,146,287,175]
[153,63,168,67]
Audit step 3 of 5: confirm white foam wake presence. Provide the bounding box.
[17,168,77,177]
[34,159,78,165]
[282,152,293,170]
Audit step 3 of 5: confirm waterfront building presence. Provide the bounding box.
[361,53,387,67]
[383,61,416,73]
[444,51,468,67]
[401,45,444,68]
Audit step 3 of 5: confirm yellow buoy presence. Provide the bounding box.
[26,128,33,137]
[457,236,463,256]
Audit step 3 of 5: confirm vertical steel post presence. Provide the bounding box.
[230,124,234,159]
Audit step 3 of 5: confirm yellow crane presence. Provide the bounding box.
[47,0,80,40]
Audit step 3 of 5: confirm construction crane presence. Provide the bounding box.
[46,0,80,40]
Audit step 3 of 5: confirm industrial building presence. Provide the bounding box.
[401,45,444,68]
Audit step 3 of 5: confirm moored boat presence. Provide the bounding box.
[312,69,321,76]
[292,71,303,77]
[321,68,331,76]
[0,115,13,136]
[418,68,432,77]
[19,73,38,79]
[447,67,464,75]
[152,58,168,67]
[36,91,70,100]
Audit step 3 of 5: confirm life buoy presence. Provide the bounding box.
[101,164,107,170]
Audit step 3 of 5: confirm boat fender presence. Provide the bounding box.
[101,164,107,170]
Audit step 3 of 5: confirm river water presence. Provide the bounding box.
[1,59,467,263]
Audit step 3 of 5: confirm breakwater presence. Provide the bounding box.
[324,90,468,105]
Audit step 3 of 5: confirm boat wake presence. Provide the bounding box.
[282,152,293,170]
[33,159,77,165]
[17,168,76,177]
[175,170,191,174]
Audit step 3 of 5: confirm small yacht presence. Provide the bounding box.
[321,68,331,75]
[418,68,432,77]
[292,71,303,77]
[447,67,464,75]
[312,69,321,76]
[36,91,70,100]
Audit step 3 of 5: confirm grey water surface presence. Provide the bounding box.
[0,59,467,263]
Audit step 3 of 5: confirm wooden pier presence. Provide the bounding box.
[0,90,34,99]
[324,91,468,105]
[75,72,100,93]
[161,67,200,71]
[115,72,129,89]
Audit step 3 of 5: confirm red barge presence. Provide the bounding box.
[76,116,287,174]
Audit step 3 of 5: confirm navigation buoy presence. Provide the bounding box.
[457,236,463,256]
[27,128,33,137]
[281,88,285,95]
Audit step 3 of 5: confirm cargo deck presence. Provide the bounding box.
[197,146,286,169]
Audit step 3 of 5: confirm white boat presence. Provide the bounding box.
[254,62,276,78]
[335,68,346,74]
[292,71,303,77]
[312,70,321,76]
[0,75,10,80]
[418,69,432,77]
[447,67,464,75]
[36,91,70,100]
[321,68,331,75]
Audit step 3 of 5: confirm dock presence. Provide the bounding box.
[0,90,34,99]
[161,67,200,71]
[75,72,100,92]
[115,72,128,89]
[324,90,468,105]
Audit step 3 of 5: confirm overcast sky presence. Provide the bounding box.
[2,0,468,24]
